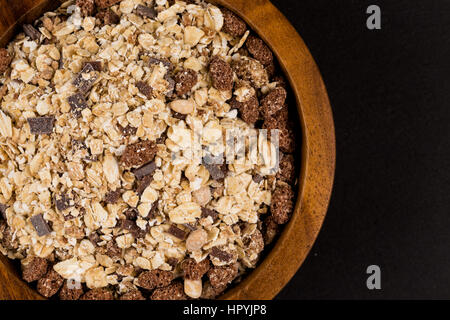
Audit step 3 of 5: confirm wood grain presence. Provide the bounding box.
[0,0,335,300]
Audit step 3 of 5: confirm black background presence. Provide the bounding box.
[268,0,450,299]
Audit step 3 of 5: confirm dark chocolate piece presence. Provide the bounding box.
[0,203,7,220]
[55,194,73,211]
[83,61,102,71]
[252,174,263,183]
[132,161,156,180]
[149,57,173,70]
[118,124,137,136]
[23,24,41,41]
[68,93,88,117]
[119,219,146,238]
[120,140,157,168]
[135,4,157,18]
[124,208,138,220]
[210,246,233,262]
[167,225,187,240]
[30,214,52,236]
[27,117,55,135]
[73,63,98,94]
[136,81,153,99]
[201,207,218,220]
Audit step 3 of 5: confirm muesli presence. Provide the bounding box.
[0,0,297,299]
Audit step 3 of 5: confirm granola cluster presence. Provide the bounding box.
[0,0,297,300]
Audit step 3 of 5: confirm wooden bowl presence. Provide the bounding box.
[0,0,335,300]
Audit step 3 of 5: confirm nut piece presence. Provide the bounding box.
[232,56,268,89]
[102,154,120,184]
[137,269,173,290]
[59,280,84,300]
[184,278,202,299]
[81,288,114,300]
[22,257,48,283]
[192,186,211,206]
[209,57,234,91]
[207,263,238,288]
[168,202,201,224]
[37,269,64,297]
[169,99,195,115]
[246,35,273,66]
[120,290,146,300]
[270,183,294,224]
[0,48,12,74]
[221,8,247,37]
[151,281,188,300]
[185,228,208,252]
[182,258,210,280]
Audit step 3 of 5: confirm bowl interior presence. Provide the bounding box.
[0,0,335,300]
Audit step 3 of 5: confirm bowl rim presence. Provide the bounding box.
[0,0,336,300]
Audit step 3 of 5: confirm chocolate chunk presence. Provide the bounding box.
[149,57,173,70]
[135,174,153,196]
[261,87,287,117]
[59,280,84,300]
[201,207,218,220]
[202,157,227,181]
[137,269,173,290]
[165,74,175,97]
[175,69,198,96]
[207,263,238,288]
[210,246,233,262]
[118,124,137,136]
[104,189,121,204]
[167,257,178,267]
[81,288,114,300]
[135,4,157,18]
[73,63,98,94]
[167,225,187,240]
[55,194,73,211]
[88,231,101,246]
[23,24,41,41]
[136,81,153,99]
[68,93,88,117]
[120,290,146,300]
[27,117,55,135]
[119,219,146,238]
[22,257,48,283]
[246,35,273,66]
[151,281,187,300]
[37,269,64,298]
[83,60,102,71]
[96,8,120,25]
[209,57,234,91]
[0,221,16,250]
[95,0,122,9]
[30,214,52,236]
[0,48,12,74]
[120,140,157,168]
[221,8,247,37]
[270,183,294,224]
[105,240,122,258]
[147,201,159,219]
[0,203,7,220]
[252,174,263,183]
[77,0,95,17]
[182,258,210,280]
[172,112,187,120]
[124,208,138,220]
[132,161,156,180]
[71,139,87,152]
